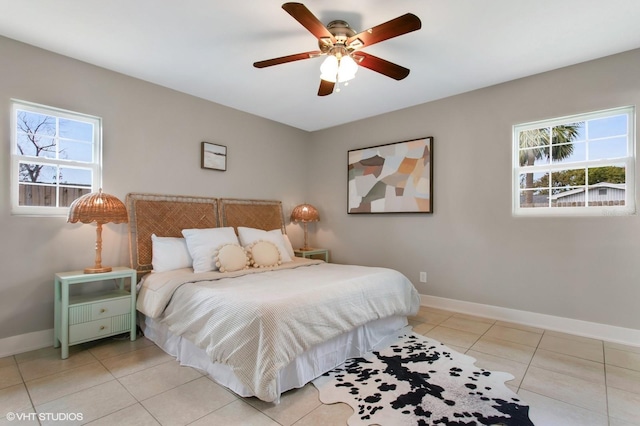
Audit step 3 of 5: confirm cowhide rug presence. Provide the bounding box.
[313,329,534,426]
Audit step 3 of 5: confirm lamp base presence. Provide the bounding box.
[84,266,112,274]
[297,247,315,251]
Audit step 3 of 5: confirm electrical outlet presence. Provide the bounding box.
[419,271,427,283]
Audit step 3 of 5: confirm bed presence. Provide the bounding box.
[126,192,420,403]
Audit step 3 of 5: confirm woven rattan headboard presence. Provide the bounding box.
[126,193,219,277]
[218,198,286,233]
[126,193,286,278]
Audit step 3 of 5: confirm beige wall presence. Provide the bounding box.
[308,49,640,330]
[1,35,639,341]
[0,37,309,339]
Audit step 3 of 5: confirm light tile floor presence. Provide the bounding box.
[1,307,639,425]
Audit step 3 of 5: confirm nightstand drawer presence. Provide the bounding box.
[91,297,130,319]
[69,313,131,344]
[69,297,131,325]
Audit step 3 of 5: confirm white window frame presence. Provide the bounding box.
[10,100,102,216]
[512,106,636,217]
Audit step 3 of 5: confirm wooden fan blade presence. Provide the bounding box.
[347,13,421,49]
[283,3,336,43]
[357,52,410,80]
[253,50,321,68]
[318,79,335,96]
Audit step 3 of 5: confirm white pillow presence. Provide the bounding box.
[282,234,295,259]
[215,243,249,273]
[247,240,281,268]
[182,227,239,273]
[237,227,293,262]
[151,234,193,273]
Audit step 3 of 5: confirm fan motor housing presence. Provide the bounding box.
[319,20,357,53]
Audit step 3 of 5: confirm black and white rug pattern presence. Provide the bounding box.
[313,330,534,425]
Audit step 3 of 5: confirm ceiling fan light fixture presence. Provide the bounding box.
[320,54,358,83]
[339,54,358,80]
[320,54,338,81]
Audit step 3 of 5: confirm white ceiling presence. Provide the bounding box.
[2,1,640,131]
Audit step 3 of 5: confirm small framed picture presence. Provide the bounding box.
[201,142,227,171]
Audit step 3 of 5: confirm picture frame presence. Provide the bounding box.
[201,142,227,171]
[348,137,433,214]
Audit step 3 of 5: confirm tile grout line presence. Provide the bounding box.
[467,318,496,353]
[517,328,546,394]
[290,402,328,426]
[602,342,611,424]
[468,321,527,393]
[9,354,41,423]
[16,349,100,384]
[97,351,160,426]
[14,353,41,421]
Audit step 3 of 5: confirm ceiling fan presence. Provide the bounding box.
[253,3,422,96]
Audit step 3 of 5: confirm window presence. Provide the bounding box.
[11,100,102,216]
[513,106,635,216]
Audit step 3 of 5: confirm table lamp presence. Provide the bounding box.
[290,203,319,251]
[67,189,128,273]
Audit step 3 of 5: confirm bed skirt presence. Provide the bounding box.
[140,314,408,403]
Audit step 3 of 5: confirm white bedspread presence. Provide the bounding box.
[137,259,420,402]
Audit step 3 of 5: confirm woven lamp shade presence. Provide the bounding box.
[68,190,128,225]
[290,204,319,251]
[290,204,319,223]
[68,189,128,274]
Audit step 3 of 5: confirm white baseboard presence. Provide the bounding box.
[420,294,640,348]
[0,328,53,358]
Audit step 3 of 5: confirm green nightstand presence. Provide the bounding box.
[54,267,137,359]
[294,248,329,263]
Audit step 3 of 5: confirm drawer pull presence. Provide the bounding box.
[100,308,107,313]
[99,326,106,330]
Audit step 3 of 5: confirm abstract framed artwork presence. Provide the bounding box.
[201,142,227,171]
[348,137,433,214]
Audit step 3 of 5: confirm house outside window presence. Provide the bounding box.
[513,106,635,216]
[10,100,102,216]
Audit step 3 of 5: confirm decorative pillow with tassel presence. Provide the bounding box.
[214,243,250,273]
[247,240,282,268]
